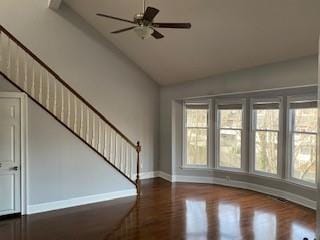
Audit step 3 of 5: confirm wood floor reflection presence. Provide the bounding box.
[0,178,316,240]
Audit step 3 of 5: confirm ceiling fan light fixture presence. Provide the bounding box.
[134,26,154,39]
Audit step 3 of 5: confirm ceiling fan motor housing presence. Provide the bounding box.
[134,12,151,26]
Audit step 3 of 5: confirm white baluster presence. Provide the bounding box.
[114,134,117,166]
[23,52,28,91]
[92,115,96,148]
[46,72,50,109]
[39,69,43,104]
[15,47,20,85]
[61,86,64,122]
[31,63,35,97]
[86,108,90,143]
[104,125,108,158]
[67,91,71,127]
[80,103,84,138]
[123,142,128,175]
[98,119,102,153]
[120,140,123,171]
[53,80,57,115]
[74,97,77,132]
[110,131,114,164]
[108,129,113,162]
[7,39,11,78]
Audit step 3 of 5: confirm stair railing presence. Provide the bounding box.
[0,25,141,193]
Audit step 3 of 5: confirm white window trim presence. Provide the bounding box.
[249,97,283,178]
[286,94,317,188]
[214,98,247,172]
[182,99,212,169]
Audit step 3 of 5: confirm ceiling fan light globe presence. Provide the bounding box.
[134,26,154,39]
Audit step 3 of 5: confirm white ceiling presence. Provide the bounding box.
[63,0,320,85]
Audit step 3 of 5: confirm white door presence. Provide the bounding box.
[0,97,21,216]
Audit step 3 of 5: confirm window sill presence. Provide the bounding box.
[180,166,211,170]
[285,178,316,190]
[215,167,247,174]
[249,171,282,180]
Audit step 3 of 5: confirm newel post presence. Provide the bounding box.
[136,141,142,195]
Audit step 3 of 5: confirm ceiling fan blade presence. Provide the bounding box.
[151,29,164,39]
[96,13,135,24]
[111,26,136,34]
[143,7,160,22]
[152,23,191,29]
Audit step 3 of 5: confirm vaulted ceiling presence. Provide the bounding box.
[63,0,320,85]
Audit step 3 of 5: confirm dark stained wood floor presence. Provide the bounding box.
[0,178,316,240]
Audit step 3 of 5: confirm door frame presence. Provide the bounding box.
[0,92,28,215]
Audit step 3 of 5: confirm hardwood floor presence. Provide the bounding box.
[0,178,315,240]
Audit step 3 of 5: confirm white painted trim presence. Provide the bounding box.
[48,0,62,10]
[215,98,247,171]
[156,172,316,210]
[249,97,284,178]
[0,92,28,215]
[140,171,160,179]
[158,171,173,182]
[182,100,212,169]
[27,189,136,214]
[178,84,317,101]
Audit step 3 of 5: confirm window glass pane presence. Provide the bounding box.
[256,109,279,130]
[292,133,316,183]
[219,109,242,129]
[186,108,208,128]
[219,129,241,168]
[187,128,207,165]
[255,131,278,174]
[293,108,317,133]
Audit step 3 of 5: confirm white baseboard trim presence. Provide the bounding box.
[158,171,173,182]
[27,189,137,215]
[140,171,160,179]
[158,173,316,210]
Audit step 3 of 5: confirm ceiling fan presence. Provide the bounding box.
[96,0,191,39]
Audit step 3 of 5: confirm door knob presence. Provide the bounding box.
[11,166,19,171]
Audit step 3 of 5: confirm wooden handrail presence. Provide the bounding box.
[0,24,136,148]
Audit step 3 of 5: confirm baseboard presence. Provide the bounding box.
[27,189,137,215]
[140,171,160,179]
[158,171,173,182]
[158,173,316,210]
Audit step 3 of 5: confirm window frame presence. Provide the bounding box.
[215,98,247,172]
[286,95,317,188]
[182,100,212,169]
[249,97,283,178]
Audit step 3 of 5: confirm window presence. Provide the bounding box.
[183,102,210,167]
[216,100,245,170]
[251,99,281,176]
[288,96,317,185]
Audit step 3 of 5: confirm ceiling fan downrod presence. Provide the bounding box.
[142,0,146,13]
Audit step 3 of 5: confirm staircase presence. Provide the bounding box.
[0,25,141,193]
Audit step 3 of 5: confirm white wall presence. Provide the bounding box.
[0,0,160,173]
[160,55,318,202]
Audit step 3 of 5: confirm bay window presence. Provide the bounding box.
[183,102,210,167]
[251,99,282,176]
[288,96,317,185]
[216,100,245,170]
